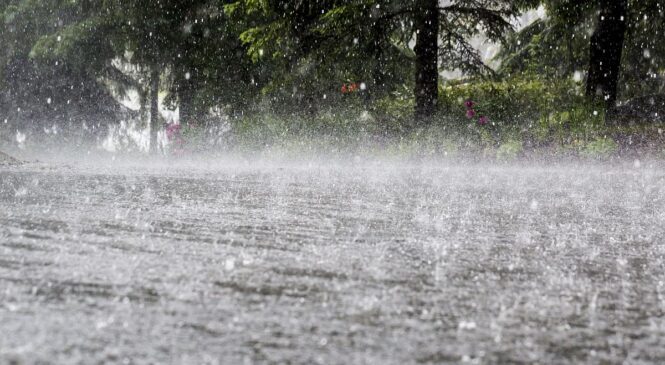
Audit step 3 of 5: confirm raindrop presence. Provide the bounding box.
[16,131,26,144]
[224,258,235,271]
[530,199,539,210]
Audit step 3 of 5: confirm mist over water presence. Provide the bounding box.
[2,150,664,364]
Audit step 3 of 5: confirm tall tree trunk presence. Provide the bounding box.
[178,72,194,127]
[413,0,439,124]
[81,0,92,13]
[149,67,159,154]
[586,0,627,112]
[369,23,386,101]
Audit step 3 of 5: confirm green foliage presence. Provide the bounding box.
[621,0,665,98]
[373,86,415,132]
[1,0,664,159]
[228,0,519,113]
[224,97,630,160]
[582,137,618,158]
[0,0,122,129]
[496,140,523,160]
[497,0,665,100]
[496,18,590,78]
[1,0,261,129]
[440,75,585,127]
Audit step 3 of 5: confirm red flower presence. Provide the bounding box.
[464,100,475,109]
[466,109,476,119]
[478,115,489,125]
[342,82,361,94]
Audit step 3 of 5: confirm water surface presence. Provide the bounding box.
[1,159,664,364]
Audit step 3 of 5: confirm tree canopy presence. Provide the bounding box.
[1,0,663,148]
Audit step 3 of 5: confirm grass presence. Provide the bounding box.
[216,107,665,161]
[2,96,664,162]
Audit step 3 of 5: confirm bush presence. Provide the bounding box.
[496,140,524,160]
[440,75,585,127]
[217,74,659,159]
[581,137,618,158]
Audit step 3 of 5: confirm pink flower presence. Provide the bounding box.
[165,123,181,139]
[464,100,474,109]
[466,109,476,119]
[478,115,489,125]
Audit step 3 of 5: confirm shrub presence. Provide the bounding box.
[581,137,618,158]
[496,140,524,160]
[440,75,585,128]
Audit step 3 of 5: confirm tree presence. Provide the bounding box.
[413,0,439,122]
[314,1,415,102]
[586,0,627,109]
[496,1,595,78]
[498,0,665,117]
[225,0,355,114]
[617,0,665,100]
[1,0,121,134]
[149,68,160,153]
[230,0,516,122]
[168,2,261,125]
[7,0,260,151]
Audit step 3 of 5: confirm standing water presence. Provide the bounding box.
[1,158,664,364]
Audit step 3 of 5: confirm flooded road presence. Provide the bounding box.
[1,159,665,364]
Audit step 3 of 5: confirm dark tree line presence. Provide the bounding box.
[1,0,663,150]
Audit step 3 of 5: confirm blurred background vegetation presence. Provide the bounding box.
[1,0,664,157]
